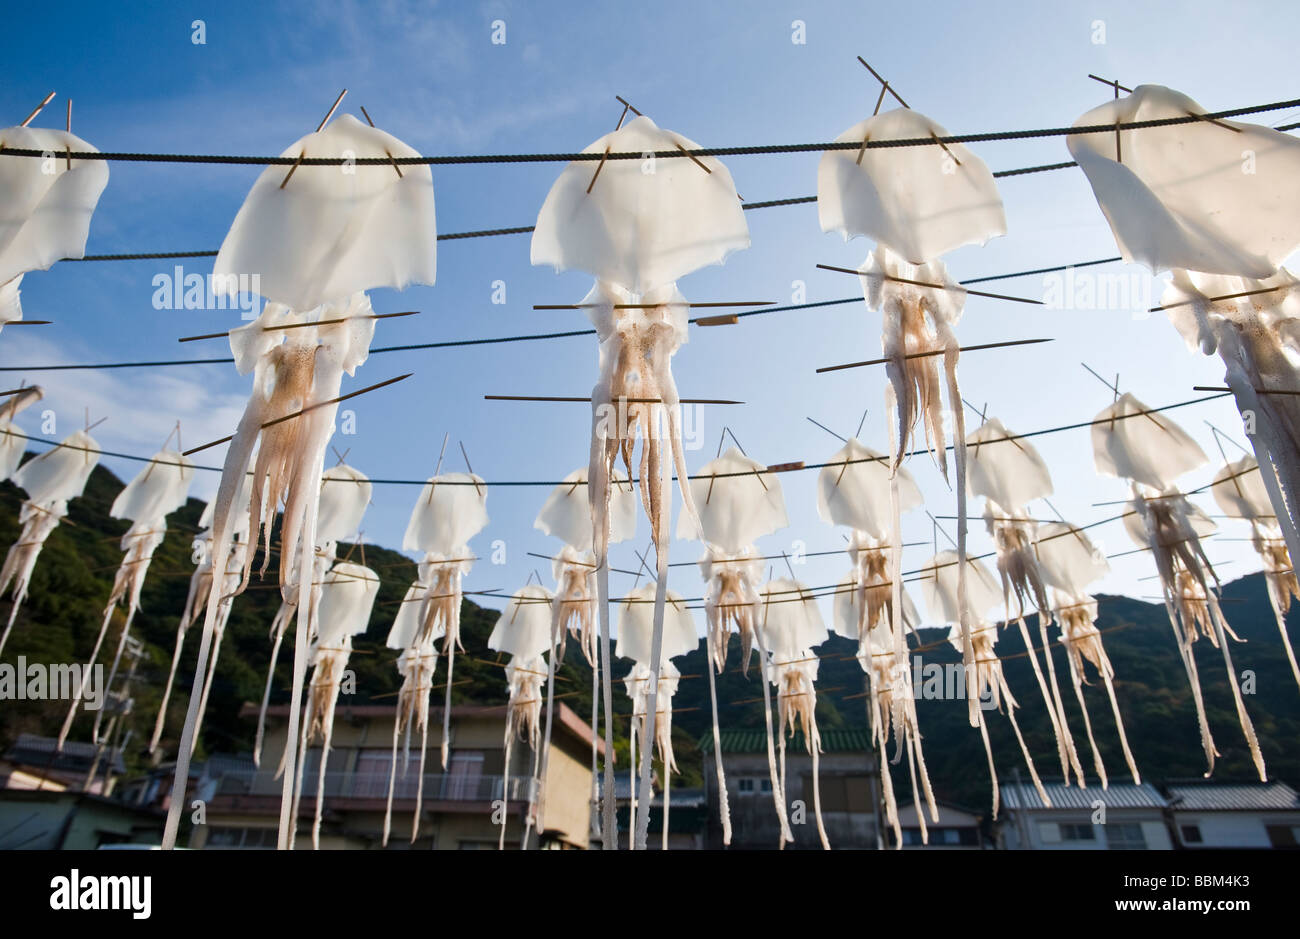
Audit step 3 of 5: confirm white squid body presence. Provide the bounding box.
[290,560,378,850]
[1035,520,1142,786]
[532,113,750,851]
[677,448,789,846]
[819,106,1006,734]
[380,582,441,847]
[966,417,1083,785]
[0,124,110,332]
[530,463,634,841]
[817,436,936,842]
[832,568,933,846]
[1161,270,1300,579]
[1211,457,1300,691]
[678,447,788,671]
[402,470,488,771]
[256,462,370,767]
[1069,84,1300,279]
[488,586,555,849]
[82,448,195,746]
[165,108,433,851]
[213,113,435,312]
[0,429,100,656]
[0,387,46,480]
[922,550,1049,818]
[1093,394,1265,780]
[534,466,636,664]
[758,579,830,850]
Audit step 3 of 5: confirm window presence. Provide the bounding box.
[353,749,395,798]
[760,779,772,793]
[446,751,485,800]
[1180,824,1203,845]
[1106,823,1148,850]
[1060,823,1096,842]
[737,778,755,794]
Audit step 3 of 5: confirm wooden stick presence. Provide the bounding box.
[695,314,738,327]
[1194,385,1300,396]
[1153,283,1291,312]
[317,89,348,133]
[484,395,742,404]
[20,91,56,128]
[816,264,1042,304]
[817,337,1052,374]
[183,373,411,455]
[587,147,610,194]
[176,310,417,343]
[856,57,908,108]
[534,301,770,311]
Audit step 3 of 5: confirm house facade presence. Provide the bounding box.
[699,727,880,849]
[1165,780,1300,849]
[996,779,1173,850]
[193,701,601,849]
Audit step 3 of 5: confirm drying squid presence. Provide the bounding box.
[256,461,370,767]
[164,103,435,851]
[966,415,1083,784]
[818,104,1007,730]
[380,585,440,846]
[0,386,44,481]
[1092,392,1265,779]
[0,110,109,332]
[677,446,790,845]
[1160,270,1300,572]
[1070,83,1300,568]
[57,442,194,748]
[487,584,555,849]
[0,429,100,655]
[616,581,697,850]
[621,660,680,850]
[817,436,937,840]
[1034,519,1142,785]
[831,565,930,846]
[758,578,831,850]
[532,113,750,849]
[920,550,1049,818]
[401,470,488,772]
[288,560,378,849]
[531,466,636,836]
[1211,456,1300,691]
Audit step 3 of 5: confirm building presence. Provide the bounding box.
[194,701,602,849]
[699,727,880,849]
[0,789,164,849]
[996,779,1173,850]
[891,800,986,848]
[1,733,125,795]
[1165,780,1300,849]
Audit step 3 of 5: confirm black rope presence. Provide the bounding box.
[0,391,1229,485]
[0,256,1127,371]
[2,95,1295,166]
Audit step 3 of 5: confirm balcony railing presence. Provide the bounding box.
[213,769,535,803]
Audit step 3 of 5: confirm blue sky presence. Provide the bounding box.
[2,0,1298,626]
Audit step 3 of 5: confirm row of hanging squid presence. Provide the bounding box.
[1,75,1299,850]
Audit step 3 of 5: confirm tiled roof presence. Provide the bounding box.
[1000,779,1168,810]
[5,733,126,774]
[1166,781,1300,811]
[698,727,872,755]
